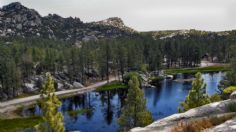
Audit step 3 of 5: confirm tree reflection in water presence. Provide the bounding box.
[99,89,127,125]
[65,93,95,121]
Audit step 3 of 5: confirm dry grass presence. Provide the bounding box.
[171,113,236,132]
[171,119,212,132]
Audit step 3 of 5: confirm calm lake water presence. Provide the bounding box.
[22,72,225,132]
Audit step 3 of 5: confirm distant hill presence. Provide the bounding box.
[0,2,235,44]
[0,2,136,44]
[142,29,236,40]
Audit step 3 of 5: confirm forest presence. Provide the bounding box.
[0,31,236,100]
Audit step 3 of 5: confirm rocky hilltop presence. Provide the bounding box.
[0,2,135,44]
[93,17,135,33]
[146,29,236,40]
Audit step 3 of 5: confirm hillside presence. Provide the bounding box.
[0,2,136,44]
[143,29,236,40]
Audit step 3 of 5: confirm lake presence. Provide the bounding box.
[22,72,225,132]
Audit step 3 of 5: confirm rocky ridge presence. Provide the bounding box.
[0,2,136,44]
[148,29,235,40]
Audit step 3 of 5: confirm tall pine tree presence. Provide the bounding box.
[179,72,210,112]
[36,73,65,132]
[118,75,153,131]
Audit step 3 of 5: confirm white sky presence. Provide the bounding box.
[1,0,236,31]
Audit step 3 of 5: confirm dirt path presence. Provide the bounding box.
[200,61,228,67]
[0,77,118,113]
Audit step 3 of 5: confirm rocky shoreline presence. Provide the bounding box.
[0,72,85,101]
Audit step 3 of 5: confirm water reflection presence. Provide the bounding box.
[22,72,224,132]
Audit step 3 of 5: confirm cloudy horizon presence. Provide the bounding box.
[1,0,236,31]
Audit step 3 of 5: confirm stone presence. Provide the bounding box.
[29,21,37,26]
[73,82,84,88]
[82,35,98,42]
[57,82,64,90]
[230,92,236,99]
[7,28,12,33]
[64,82,73,89]
[14,15,22,22]
[5,18,11,23]
[16,24,22,30]
[24,83,38,93]
[0,11,4,16]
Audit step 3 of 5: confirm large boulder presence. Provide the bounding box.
[64,82,73,89]
[73,82,84,88]
[24,83,38,93]
[57,82,64,91]
[230,92,236,99]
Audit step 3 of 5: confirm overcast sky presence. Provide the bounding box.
[1,0,236,31]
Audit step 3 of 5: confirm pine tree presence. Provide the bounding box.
[179,72,210,112]
[37,73,65,132]
[118,75,153,131]
[218,45,236,94]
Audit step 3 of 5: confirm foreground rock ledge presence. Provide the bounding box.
[131,99,236,132]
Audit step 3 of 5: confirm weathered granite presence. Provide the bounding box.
[206,117,236,132]
[131,99,236,132]
[230,92,236,99]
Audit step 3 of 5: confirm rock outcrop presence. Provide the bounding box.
[93,17,135,33]
[206,117,236,132]
[230,92,236,99]
[0,2,136,43]
[131,99,236,132]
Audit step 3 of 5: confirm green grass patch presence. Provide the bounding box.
[67,108,92,117]
[228,102,236,112]
[149,76,164,85]
[0,116,43,132]
[165,66,229,75]
[96,82,128,92]
[223,86,236,94]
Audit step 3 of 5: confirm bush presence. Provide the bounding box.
[228,102,236,112]
[123,72,142,84]
[223,86,236,94]
[209,94,222,102]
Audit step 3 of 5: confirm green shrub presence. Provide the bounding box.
[209,94,222,102]
[123,72,142,84]
[228,102,236,112]
[223,86,236,94]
